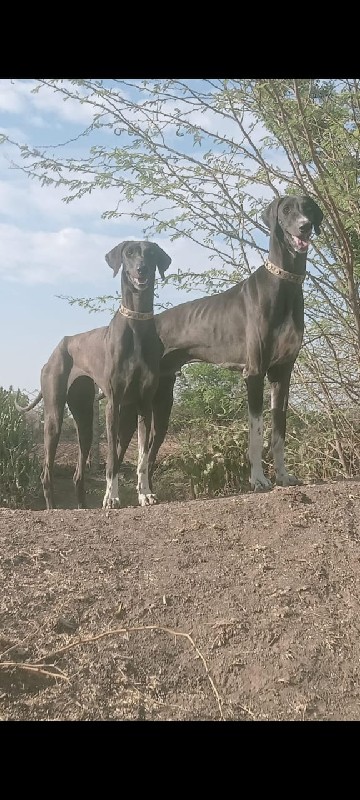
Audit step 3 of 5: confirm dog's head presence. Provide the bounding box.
[261,195,323,254]
[105,241,171,291]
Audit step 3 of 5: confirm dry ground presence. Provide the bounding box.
[2,441,360,721]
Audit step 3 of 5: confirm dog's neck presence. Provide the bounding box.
[120,272,155,315]
[268,239,307,277]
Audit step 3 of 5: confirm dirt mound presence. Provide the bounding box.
[2,479,360,721]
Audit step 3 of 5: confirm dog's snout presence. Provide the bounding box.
[137,262,146,274]
[299,220,312,235]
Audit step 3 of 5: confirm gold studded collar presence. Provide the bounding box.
[119,305,154,320]
[265,259,306,285]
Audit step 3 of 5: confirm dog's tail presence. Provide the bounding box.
[15,390,43,413]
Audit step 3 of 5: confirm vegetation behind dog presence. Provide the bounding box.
[0,388,42,508]
[2,364,360,509]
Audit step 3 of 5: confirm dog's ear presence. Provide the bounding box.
[308,199,323,236]
[154,244,172,279]
[105,242,130,278]
[261,198,281,231]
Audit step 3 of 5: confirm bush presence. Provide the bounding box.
[163,405,360,500]
[170,363,247,431]
[164,423,250,498]
[0,387,42,508]
[279,409,360,482]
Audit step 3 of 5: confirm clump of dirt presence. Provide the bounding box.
[2,478,360,720]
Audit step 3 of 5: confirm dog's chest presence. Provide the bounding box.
[270,319,303,365]
[111,333,160,402]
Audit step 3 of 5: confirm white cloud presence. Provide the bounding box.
[0,79,268,153]
[0,163,142,230]
[28,114,55,129]
[0,218,238,292]
[0,124,27,144]
[0,221,220,290]
[0,79,95,126]
[28,81,95,125]
[0,80,26,113]
[0,224,115,285]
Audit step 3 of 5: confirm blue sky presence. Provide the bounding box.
[0,79,273,395]
[0,80,206,393]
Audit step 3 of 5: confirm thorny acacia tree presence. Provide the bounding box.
[3,79,360,473]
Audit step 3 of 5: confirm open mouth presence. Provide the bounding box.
[131,275,149,290]
[290,233,311,252]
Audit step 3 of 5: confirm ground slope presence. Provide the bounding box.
[2,478,360,721]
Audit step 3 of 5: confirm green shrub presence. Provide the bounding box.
[163,406,360,500]
[170,363,247,431]
[277,409,360,482]
[164,423,250,498]
[0,387,42,508]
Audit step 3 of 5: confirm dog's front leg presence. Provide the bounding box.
[103,396,121,509]
[137,408,158,506]
[246,374,272,492]
[267,364,301,487]
[117,404,137,464]
[148,374,176,492]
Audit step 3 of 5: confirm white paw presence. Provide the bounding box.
[102,495,120,509]
[103,476,120,509]
[110,497,121,508]
[138,493,158,507]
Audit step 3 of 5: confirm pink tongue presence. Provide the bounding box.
[294,236,308,249]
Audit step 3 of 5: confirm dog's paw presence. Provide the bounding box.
[250,472,272,492]
[110,497,121,508]
[251,480,273,493]
[276,473,302,487]
[102,496,120,509]
[138,493,158,507]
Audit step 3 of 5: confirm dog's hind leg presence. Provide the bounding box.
[267,364,301,487]
[41,388,67,509]
[246,374,272,492]
[67,376,95,508]
[42,410,65,509]
[137,407,158,506]
[40,345,73,509]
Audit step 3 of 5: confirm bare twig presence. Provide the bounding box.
[46,624,225,720]
[0,661,69,681]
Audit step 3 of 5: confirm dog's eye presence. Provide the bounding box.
[282,205,290,215]
[127,247,134,256]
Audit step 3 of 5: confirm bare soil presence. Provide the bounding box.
[2,442,360,721]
